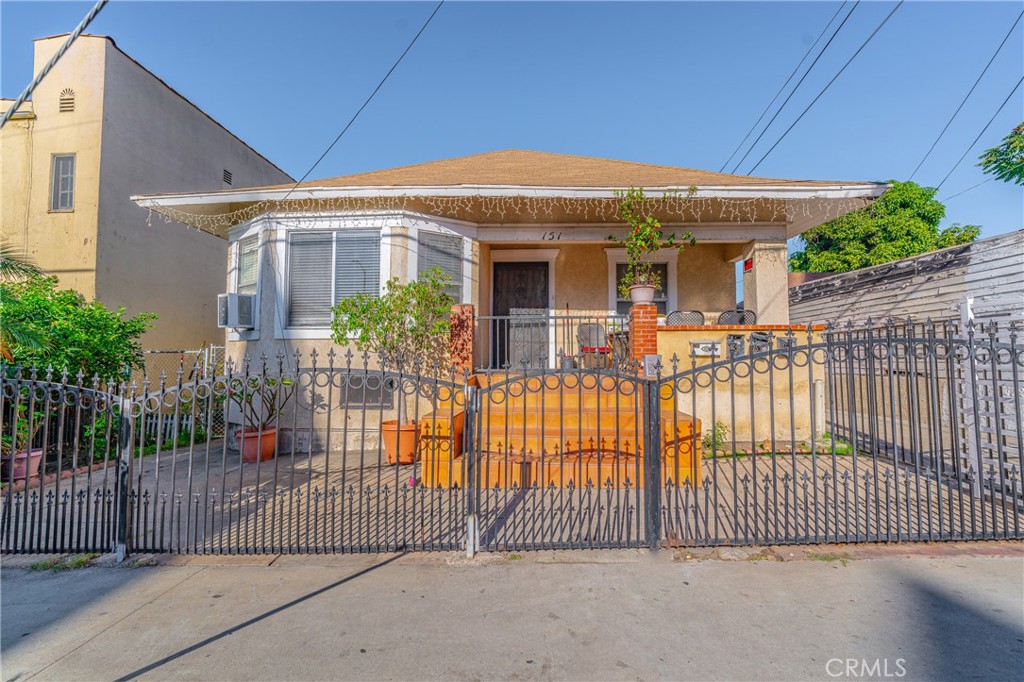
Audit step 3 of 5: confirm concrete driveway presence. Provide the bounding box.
[2,544,1022,681]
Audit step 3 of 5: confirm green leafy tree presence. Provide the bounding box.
[978,122,1024,185]
[331,267,454,370]
[789,181,980,273]
[0,276,155,378]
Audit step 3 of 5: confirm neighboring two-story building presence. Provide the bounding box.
[0,34,292,351]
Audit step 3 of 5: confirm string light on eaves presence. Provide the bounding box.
[145,194,874,235]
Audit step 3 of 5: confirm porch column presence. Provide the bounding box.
[742,241,790,325]
[629,304,658,368]
[450,304,475,378]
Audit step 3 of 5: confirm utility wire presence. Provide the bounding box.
[0,0,109,129]
[936,74,1024,190]
[280,0,445,201]
[747,1,904,175]
[718,1,848,173]
[939,177,994,203]
[908,10,1023,181]
[728,1,861,174]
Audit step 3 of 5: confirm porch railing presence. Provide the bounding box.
[475,311,630,371]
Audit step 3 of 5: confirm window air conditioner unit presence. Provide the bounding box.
[217,293,255,329]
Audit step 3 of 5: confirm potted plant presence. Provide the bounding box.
[332,267,455,465]
[227,374,295,463]
[609,187,696,304]
[1,401,44,480]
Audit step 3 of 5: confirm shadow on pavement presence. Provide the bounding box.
[904,571,1024,681]
[112,553,405,681]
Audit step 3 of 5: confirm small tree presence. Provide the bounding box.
[978,122,1024,186]
[0,275,155,378]
[608,188,695,296]
[789,181,980,273]
[331,267,455,371]
[0,242,48,360]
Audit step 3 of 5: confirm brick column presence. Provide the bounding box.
[629,304,658,369]
[449,304,475,378]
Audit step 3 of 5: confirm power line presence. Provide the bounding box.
[908,10,1023,181]
[939,177,994,203]
[728,1,862,174]
[0,0,109,129]
[718,2,848,173]
[747,1,904,175]
[281,0,445,201]
[936,74,1024,190]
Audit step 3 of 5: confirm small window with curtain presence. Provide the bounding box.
[287,230,381,328]
[50,154,75,211]
[235,235,259,295]
[417,232,464,301]
[615,262,669,315]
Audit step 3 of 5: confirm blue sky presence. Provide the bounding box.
[3,1,1022,239]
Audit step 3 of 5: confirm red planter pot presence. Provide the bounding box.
[237,427,277,463]
[382,420,419,465]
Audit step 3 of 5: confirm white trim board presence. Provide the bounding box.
[605,247,679,313]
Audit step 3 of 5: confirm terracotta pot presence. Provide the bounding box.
[1,448,44,480]
[629,285,656,305]
[237,427,277,463]
[382,420,419,465]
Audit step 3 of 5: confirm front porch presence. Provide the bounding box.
[470,239,791,371]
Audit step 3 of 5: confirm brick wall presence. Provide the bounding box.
[629,304,658,368]
[449,304,475,378]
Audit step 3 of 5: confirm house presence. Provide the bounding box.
[132,149,887,368]
[0,34,292,352]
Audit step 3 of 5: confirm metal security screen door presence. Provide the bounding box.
[492,262,550,369]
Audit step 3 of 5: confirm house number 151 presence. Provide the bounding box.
[541,231,563,241]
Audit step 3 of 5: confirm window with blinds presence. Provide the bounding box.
[615,262,669,315]
[417,232,463,301]
[287,230,380,328]
[236,235,259,295]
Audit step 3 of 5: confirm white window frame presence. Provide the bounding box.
[273,216,390,340]
[226,220,264,342]
[409,224,473,305]
[49,154,75,212]
[605,247,678,315]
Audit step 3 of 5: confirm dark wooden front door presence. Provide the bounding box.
[492,262,549,368]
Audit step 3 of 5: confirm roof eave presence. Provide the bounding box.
[133,182,889,211]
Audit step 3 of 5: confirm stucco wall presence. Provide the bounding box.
[657,328,821,444]
[484,243,736,316]
[0,38,106,298]
[94,37,292,350]
[1,35,291,353]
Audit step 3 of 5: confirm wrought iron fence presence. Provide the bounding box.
[1,320,1020,556]
[475,312,630,371]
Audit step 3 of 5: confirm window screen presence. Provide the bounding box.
[236,235,259,295]
[418,232,463,301]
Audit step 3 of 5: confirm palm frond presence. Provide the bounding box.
[0,241,43,281]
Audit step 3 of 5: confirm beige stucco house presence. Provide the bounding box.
[0,34,292,351]
[133,149,886,368]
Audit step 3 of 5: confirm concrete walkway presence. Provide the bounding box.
[2,544,1022,681]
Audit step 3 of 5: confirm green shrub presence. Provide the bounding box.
[0,276,155,378]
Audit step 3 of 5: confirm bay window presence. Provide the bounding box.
[287,230,381,328]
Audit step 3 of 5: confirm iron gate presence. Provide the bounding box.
[2,321,1022,556]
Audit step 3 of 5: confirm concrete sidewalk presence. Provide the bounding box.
[2,544,1022,681]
